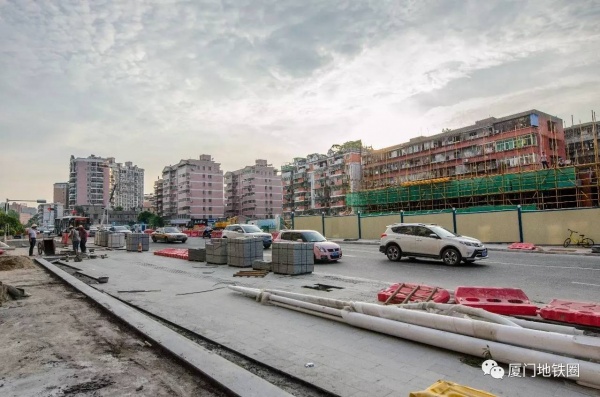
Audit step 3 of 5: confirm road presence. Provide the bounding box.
[181,238,600,304]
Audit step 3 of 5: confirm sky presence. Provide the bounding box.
[1,0,600,204]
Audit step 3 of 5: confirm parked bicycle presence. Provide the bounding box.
[563,229,594,248]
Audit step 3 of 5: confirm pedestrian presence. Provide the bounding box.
[540,151,549,169]
[558,157,565,167]
[28,224,38,256]
[78,225,88,254]
[69,226,80,255]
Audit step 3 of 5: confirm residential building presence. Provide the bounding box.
[564,121,600,165]
[159,155,225,225]
[106,158,145,210]
[154,178,164,216]
[281,144,362,218]
[143,193,156,214]
[361,109,565,189]
[37,203,64,228]
[68,155,110,208]
[53,182,69,207]
[224,159,283,219]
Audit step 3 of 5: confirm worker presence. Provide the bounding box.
[78,225,88,254]
[28,224,38,256]
[69,226,80,255]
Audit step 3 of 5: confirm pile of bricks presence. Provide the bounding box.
[188,248,206,262]
[271,242,314,275]
[153,248,189,260]
[126,233,149,252]
[206,238,228,264]
[252,259,272,271]
[227,237,263,268]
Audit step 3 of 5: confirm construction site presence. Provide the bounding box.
[347,164,600,214]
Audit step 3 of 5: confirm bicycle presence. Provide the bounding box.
[563,229,594,248]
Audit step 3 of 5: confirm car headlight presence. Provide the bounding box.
[318,246,327,253]
[459,241,476,247]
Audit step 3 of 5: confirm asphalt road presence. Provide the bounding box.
[156,238,600,305]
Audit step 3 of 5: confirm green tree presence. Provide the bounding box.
[0,210,24,236]
[137,211,154,224]
[114,206,124,211]
[26,214,40,228]
[149,214,165,228]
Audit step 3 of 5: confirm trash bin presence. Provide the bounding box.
[38,238,56,256]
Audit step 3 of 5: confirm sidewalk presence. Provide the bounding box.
[332,239,599,256]
[24,246,598,397]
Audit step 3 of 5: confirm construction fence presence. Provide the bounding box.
[293,207,600,246]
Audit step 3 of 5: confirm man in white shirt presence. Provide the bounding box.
[28,224,38,256]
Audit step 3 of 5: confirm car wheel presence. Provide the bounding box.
[182,239,187,244]
[263,244,271,249]
[442,248,462,266]
[152,237,157,242]
[385,244,402,262]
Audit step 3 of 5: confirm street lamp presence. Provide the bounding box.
[4,198,47,242]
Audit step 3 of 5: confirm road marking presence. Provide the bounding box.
[572,281,600,287]
[485,261,600,271]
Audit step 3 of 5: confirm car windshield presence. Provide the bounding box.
[428,226,457,238]
[241,225,262,233]
[301,231,327,242]
[165,227,180,233]
[113,226,127,231]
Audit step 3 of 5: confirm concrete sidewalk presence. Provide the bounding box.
[30,246,598,397]
[332,239,599,256]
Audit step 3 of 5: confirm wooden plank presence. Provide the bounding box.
[401,285,421,304]
[383,283,404,305]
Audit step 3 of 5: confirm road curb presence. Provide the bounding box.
[34,257,293,397]
[335,240,597,256]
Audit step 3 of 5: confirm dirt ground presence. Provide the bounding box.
[0,254,228,397]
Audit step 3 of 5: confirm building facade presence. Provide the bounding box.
[158,155,225,225]
[154,178,164,215]
[564,121,600,165]
[107,158,145,211]
[37,203,64,228]
[361,110,566,189]
[68,155,110,208]
[224,159,283,219]
[281,145,362,218]
[53,182,69,207]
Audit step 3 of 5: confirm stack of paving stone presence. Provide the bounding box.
[227,237,263,267]
[125,233,149,252]
[188,248,206,262]
[107,233,125,248]
[271,242,314,275]
[96,230,109,247]
[252,259,272,271]
[206,238,228,264]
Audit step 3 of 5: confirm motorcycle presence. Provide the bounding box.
[202,228,213,239]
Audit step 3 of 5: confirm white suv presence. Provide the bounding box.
[221,224,273,249]
[379,223,487,266]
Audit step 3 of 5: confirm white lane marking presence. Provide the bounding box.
[485,261,600,271]
[342,254,356,257]
[572,281,600,287]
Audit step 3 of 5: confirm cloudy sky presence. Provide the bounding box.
[1,0,599,204]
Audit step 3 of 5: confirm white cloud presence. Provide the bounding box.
[1,0,599,202]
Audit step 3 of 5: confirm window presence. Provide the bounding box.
[392,226,414,235]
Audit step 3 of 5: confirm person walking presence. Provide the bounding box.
[69,226,80,255]
[28,224,38,256]
[78,225,88,254]
[540,151,549,169]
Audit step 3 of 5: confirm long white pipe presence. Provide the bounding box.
[342,311,600,389]
[398,302,521,327]
[269,301,345,323]
[351,302,600,361]
[510,318,584,335]
[265,293,343,318]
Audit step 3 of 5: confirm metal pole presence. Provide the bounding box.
[452,207,457,234]
[357,212,362,240]
[517,205,524,243]
[400,210,404,223]
[291,212,295,229]
[321,212,325,236]
[3,199,7,242]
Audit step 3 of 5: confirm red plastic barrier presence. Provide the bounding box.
[271,231,280,240]
[0,249,4,255]
[153,248,189,260]
[455,287,538,316]
[190,231,200,237]
[508,242,536,250]
[539,299,600,327]
[211,230,223,238]
[377,283,450,304]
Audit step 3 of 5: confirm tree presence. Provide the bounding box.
[149,214,165,228]
[137,211,154,224]
[0,211,24,236]
[114,206,124,211]
[26,214,40,228]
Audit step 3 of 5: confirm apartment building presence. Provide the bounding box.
[37,203,64,228]
[281,145,362,218]
[362,110,565,189]
[224,159,283,219]
[53,182,69,207]
[158,155,225,225]
[107,158,145,210]
[143,193,156,214]
[564,121,600,165]
[68,155,110,208]
[154,178,164,215]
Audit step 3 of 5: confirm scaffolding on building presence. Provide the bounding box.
[347,164,600,214]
